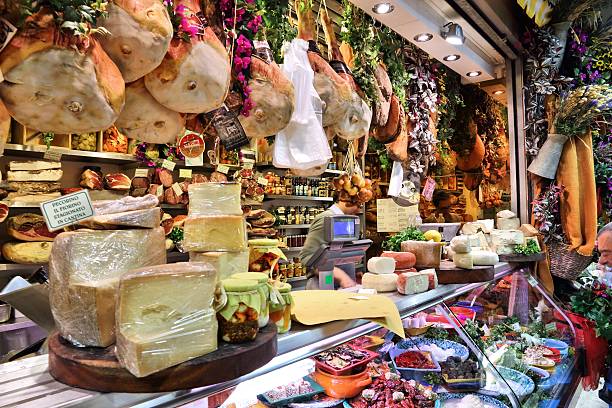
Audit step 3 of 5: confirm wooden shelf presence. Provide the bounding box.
[276,224,311,229]
[3,144,137,165]
[265,195,333,202]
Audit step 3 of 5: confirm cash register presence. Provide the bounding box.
[305,215,372,290]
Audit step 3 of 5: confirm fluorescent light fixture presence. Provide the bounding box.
[414,33,433,42]
[466,71,482,77]
[372,3,394,14]
[493,90,505,95]
[441,22,465,45]
[443,54,461,61]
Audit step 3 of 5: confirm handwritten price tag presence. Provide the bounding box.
[156,185,164,197]
[172,182,183,196]
[179,169,192,179]
[422,177,436,201]
[257,177,269,186]
[217,164,230,174]
[162,159,176,171]
[134,168,149,178]
[243,162,254,170]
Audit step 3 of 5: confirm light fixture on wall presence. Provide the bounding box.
[466,71,482,77]
[441,22,465,45]
[443,54,461,61]
[414,33,433,42]
[372,2,394,14]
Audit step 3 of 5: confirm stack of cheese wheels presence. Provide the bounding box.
[185,183,249,279]
[450,235,499,269]
[362,257,398,292]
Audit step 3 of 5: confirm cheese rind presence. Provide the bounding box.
[400,241,442,268]
[471,250,499,265]
[362,272,398,292]
[79,207,161,229]
[183,215,247,252]
[367,257,396,274]
[116,262,218,377]
[9,161,62,171]
[188,183,242,216]
[49,228,166,347]
[189,251,249,280]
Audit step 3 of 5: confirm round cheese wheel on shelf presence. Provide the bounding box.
[367,257,396,274]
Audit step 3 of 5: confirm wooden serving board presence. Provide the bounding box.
[435,260,495,284]
[48,324,278,393]
[499,253,546,263]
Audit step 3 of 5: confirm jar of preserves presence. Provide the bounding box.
[269,282,293,334]
[287,263,295,278]
[231,272,270,328]
[218,279,262,343]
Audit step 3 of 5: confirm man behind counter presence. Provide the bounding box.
[300,200,361,289]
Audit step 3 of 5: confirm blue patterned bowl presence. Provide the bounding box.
[437,392,509,408]
[395,337,470,362]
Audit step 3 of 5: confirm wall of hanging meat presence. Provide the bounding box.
[0,0,510,282]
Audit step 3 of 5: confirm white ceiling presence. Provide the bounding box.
[348,0,506,83]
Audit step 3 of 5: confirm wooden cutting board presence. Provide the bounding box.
[435,260,495,284]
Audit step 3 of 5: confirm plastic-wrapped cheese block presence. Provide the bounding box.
[450,236,471,253]
[188,183,242,216]
[116,262,218,377]
[93,194,159,216]
[381,251,416,269]
[400,241,443,268]
[189,251,249,280]
[361,272,398,292]
[397,272,430,295]
[78,207,161,229]
[367,257,396,274]
[183,215,247,252]
[49,228,166,347]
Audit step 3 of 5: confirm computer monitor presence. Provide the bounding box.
[323,215,359,242]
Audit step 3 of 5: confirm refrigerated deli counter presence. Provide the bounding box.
[0,262,582,408]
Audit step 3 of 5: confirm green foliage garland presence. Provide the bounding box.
[378,26,411,106]
[17,0,109,36]
[256,0,296,63]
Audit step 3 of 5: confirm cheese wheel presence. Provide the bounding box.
[453,252,474,269]
[381,251,416,269]
[367,257,396,274]
[400,241,442,268]
[397,272,430,295]
[450,236,471,253]
[497,217,520,230]
[362,272,398,292]
[471,250,499,265]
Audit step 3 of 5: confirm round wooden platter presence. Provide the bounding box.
[499,253,546,263]
[48,324,278,393]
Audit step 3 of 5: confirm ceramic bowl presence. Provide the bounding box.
[312,367,372,399]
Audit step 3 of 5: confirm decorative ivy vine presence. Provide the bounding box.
[255,0,296,63]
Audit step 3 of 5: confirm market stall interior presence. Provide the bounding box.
[0,0,609,407]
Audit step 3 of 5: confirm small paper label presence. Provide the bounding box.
[209,106,250,151]
[243,162,254,170]
[179,169,193,179]
[172,182,183,196]
[134,168,149,178]
[40,190,94,231]
[482,324,491,336]
[257,177,268,186]
[156,185,164,196]
[162,159,176,171]
[43,149,62,162]
[422,177,436,201]
[217,164,230,174]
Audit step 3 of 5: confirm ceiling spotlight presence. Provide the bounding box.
[414,33,433,42]
[372,2,394,14]
[443,54,461,61]
[441,22,465,45]
[466,71,482,77]
[493,90,505,95]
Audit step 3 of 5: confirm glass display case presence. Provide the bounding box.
[0,263,581,408]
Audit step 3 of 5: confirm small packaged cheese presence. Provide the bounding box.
[183,215,247,252]
[188,182,242,216]
[49,228,166,347]
[116,262,218,377]
[367,257,396,274]
[362,272,398,292]
[189,251,249,280]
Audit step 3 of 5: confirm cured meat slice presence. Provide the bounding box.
[144,0,230,113]
[104,173,131,191]
[238,52,295,139]
[154,169,174,188]
[80,169,103,190]
[116,79,185,144]
[0,12,125,134]
[7,213,58,241]
[0,203,8,224]
[98,0,173,82]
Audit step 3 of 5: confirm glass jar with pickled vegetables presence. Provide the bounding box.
[218,279,262,343]
[72,132,97,151]
[269,282,293,334]
[231,272,270,328]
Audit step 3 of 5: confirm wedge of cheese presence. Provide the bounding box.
[116,262,218,377]
[367,257,396,274]
[491,229,525,255]
[7,169,63,182]
[362,272,398,292]
[183,215,247,252]
[49,228,166,347]
[189,251,249,280]
[188,183,242,216]
[79,207,161,230]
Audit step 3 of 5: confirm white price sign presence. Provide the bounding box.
[40,190,95,231]
[161,159,176,171]
[217,164,230,174]
[134,168,149,178]
[376,199,418,233]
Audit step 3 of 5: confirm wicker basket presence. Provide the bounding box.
[548,240,593,281]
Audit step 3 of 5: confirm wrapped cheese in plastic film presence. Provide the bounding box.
[93,194,159,216]
[49,228,166,347]
[78,207,161,230]
[189,251,249,280]
[116,262,218,377]
[187,182,242,216]
[183,214,248,252]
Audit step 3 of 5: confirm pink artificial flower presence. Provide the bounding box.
[245,0,255,4]
[236,72,245,82]
[185,25,199,37]
[175,4,187,13]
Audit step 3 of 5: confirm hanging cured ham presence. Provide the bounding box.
[98,0,173,83]
[238,44,295,139]
[0,12,125,134]
[372,63,393,127]
[144,0,230,113]
[115,79,185,144]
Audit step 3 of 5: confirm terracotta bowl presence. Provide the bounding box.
[312,367,372,399]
